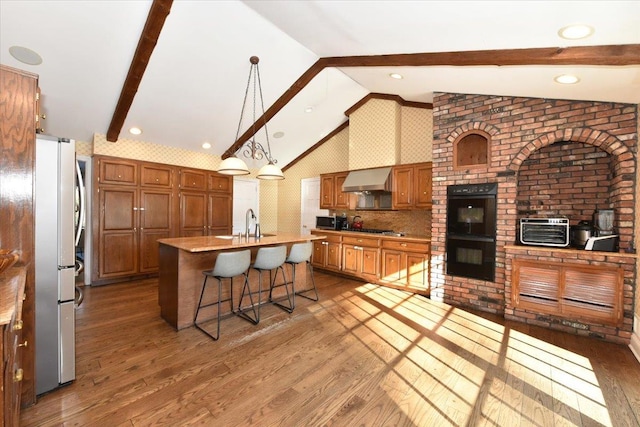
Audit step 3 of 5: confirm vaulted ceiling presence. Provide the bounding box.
[1,0,639,170]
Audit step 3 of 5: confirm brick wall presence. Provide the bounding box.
[431,93,638,342]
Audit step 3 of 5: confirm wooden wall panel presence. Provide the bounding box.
[0,65,38,406]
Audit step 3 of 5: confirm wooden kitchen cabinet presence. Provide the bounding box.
[311,233,342,272]
[342,235,380,281]
[512,259,623,326]
[392,162,432,209]
[320,172,352,210]
[93,156,233,284]
[1,267,26,427]
[380,239,430,295]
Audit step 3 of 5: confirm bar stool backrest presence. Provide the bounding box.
[212,250,251,278]
[253,245,287,270]
[286,241,313,264]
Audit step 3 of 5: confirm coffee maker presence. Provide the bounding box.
[593,209,615,236]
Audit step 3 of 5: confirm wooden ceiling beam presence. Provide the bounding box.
[222,44,640,159]
[106,0,173,142]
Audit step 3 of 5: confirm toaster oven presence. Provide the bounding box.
[519,218,570,247]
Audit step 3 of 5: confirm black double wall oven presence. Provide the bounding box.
[446,183,497,282]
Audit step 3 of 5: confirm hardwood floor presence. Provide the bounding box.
[21,271,640,426]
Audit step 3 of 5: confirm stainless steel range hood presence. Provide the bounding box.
[342,167,392,192]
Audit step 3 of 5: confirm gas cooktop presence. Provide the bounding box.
[347,228,405,236]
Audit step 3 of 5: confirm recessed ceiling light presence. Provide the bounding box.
[273,131,285,138]
[128,127,142,135]
[558,24,594,40]
[554,74,580,85]
[9,46,43,65]
[304,106,314,113]
[202,142,211,149]
[389,73,403,80]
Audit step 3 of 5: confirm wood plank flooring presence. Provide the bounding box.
[20,271,640,426]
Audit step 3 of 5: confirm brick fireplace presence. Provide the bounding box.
[431,93,638,343]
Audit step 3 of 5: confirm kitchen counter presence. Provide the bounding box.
[157,233,326,330]
[313,229,431,243]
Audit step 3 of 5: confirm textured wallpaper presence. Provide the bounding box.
[93,133,222,170]
[349,99,400,169]
[401,106,432,164]
[276,127,350,234]
[75,140,93,156]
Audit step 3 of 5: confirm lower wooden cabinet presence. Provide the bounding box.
[1,267,26,427]
[311,231,431,296]
[312,233,342,272]
[512,259,623,326]
[342,236,380,281]
[380,240,430,295]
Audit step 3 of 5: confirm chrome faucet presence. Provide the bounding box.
[245,208,257,239]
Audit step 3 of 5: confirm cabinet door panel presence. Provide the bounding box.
[320,175,334,209]
[361,247,379,277]
[312,241,326,267]
[407,254,428,290]
[392,166,413,208]
[326,242,341,270]
[415,163,432,207]
[141,164,173,188]
[101,188,136,230]
[208,173,231,193]
[342,245,359,274]
[382,250,404,284]
[334,173,350,209]
[180,170,206,190]
[208,194,231,232]
[179,192,207,236]
[139,230,170,272]
[100,159,137,185]
[141,190,172,229]
[100,233,137,276]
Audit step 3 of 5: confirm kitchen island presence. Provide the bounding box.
[157,233,326,330]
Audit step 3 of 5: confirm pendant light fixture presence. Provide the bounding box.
[217,56,284,180]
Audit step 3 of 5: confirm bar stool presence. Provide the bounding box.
[194,249,251,341]
[286,241,318,302]
[239,245,288,322]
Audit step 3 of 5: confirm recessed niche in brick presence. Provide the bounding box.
[453,130,490,169]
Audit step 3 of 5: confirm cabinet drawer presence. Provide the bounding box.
[342,235,379,247]
[208,173,231,193]
[180,169,207,190]
[381,239,429,253]
[99,158,137,185]
[141,164,173,188]
[311,233,341,243]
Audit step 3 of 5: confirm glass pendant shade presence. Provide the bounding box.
[256,162,284,180]
[217,155,250,176]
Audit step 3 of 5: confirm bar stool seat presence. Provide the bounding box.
[239,245,288,322]
[194,249,251,341]
[285,241,318,302]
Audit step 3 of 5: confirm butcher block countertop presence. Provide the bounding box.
[158,232,327,253]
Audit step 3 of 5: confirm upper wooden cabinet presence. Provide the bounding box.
[179,169,207,190]
[209,172,232,193]
[320,172,352,210]
[140,163,174,188]
[99,158,138,186]
[392,162,432,209]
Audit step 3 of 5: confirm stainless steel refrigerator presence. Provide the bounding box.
[35,135,76,395]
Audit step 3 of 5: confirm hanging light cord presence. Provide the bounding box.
[235,56,276,165]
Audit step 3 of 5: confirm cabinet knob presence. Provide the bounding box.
[13,320,23,331]
[156,178,159,182]
[18,340,28,348]
[14,369,23,383]
[401,243,407,247]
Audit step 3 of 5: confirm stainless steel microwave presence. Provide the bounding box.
[316,215,347,230]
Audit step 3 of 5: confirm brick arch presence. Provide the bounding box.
[445,121,500,143]
[507,127,636,251]
[509,127,635,172]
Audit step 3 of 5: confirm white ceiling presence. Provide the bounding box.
[1,0,639,169]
